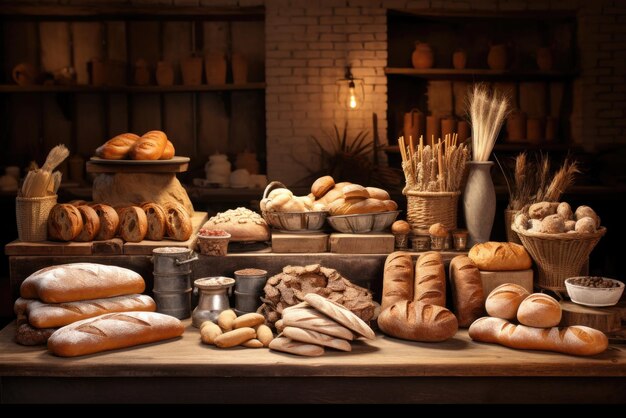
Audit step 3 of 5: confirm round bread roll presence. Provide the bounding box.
[575,205,600,228]
[528,218,542,232]
[428,223,448,237]
[365,186,390,201]
[485,283,530,320]
[280,199,306,212]
[317,182,352,205]
[528,201,557,219]
[74,205,101,242]
[203,207,269,242]
[342,184,369,200]
[575,217,596,233]
[265,193,292,212]
[556,202,573,220]
[540,214,565,233]
[383,200,398,211]
[91,204,119,240]
[267,188,293,199]
[47,204,83,242]
[564,220,576,232]
[513,212,530,230]
[517,293,562,328]
[391,220,411,235]
[311,176,335,198]
[119,206,148,242]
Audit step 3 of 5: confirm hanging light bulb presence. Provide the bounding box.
[337,65,364,110]
[347,80,358,109]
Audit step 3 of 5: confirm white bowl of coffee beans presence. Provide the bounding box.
[565,276,624,307]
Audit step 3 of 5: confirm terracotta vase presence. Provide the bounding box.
[156,61,175,86]
[536,47,553,71]
[231,53,248,84]
[12,63,37,86]
[205,52,227,85]
[134,59,150,86]
[487,44,507,70]
[411,41,434,69]
[403,109,425,142]
[440,117,457,139]
[526,118,544,143]
[181,57,203,86]
[457,120,470,142]
[506,111,527,142]
[452,50,467,70]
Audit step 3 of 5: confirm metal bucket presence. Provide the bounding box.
[234,290,262,313]
[234,268,268,294]
[152,247,198,275]
[153,289,192,319]
[153,272,191,292]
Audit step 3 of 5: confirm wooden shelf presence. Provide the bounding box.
[0,83,266,94]
[390,8,577,21]
[385,67,577,80]
[381,142,578,153]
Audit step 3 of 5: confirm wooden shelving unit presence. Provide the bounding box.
[0,83,266,94]
[385,67,577,81]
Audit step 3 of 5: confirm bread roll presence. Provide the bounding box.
[517,293,561,328]
[540,214,565,233]
[485,283,530,320]
[91,204,119,240]
[159,140,175,160]
[95,133,140,160]
[20,263,145,303]
[129,130,167,160]
[575,205,600,228]
[564,220,576,232]
[391,221,411,235]
[468,317,608,356]
[428,223,448,237]
[311,175,335,198]
[365,186,390,201]
[377,300,458,342]
[47,204,83,241]
[414,251,446,307]
[203,208,269,242]
[164,202,192,241]
[48,311,184,357]
[557,202,573,220]
[383,199,398,211]
[214,327,256,348]
[141,202,166,241]
[119,206,148,242]
[381,252,414,310]
[449,256,484,328]
[575,217,596,233]
[528,201,557,219]
[342,184,369,200]
[468,242,532,271]
[74,205,100,242]
[269,337,325,357]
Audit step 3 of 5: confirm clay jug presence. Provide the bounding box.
[452,50,467,70]
[403,109,424,142]
[156,61,174,86]
[487,44,507,70]
[506,110,527,142]
[134,59,150,85]
[12,63,37,86]
[181,56,203,86]
[235,151,259,175]
[411,41,434,69]
[231,53,248,84]
[536,47,553,71]
[205,52,227,85]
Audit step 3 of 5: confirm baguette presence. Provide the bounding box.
[74,205,101,242]
[95,133,140,160]
[47,204,83,241]
[283,326,351,351]
[269,336,325,357]
[449,256,485,328]
[381,252,414,310]
[141,202,166,241]
[91,204,119,240]
[20,263,145,303]
[304,293,375,339]
[47,311,184,357]
[468,316,608,356]
[517,293,562,328]
[377,300,458,342]
[281,307,354,340]
[129,130,167,160]
[414,251,446,307]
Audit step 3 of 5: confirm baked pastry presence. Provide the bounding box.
[74,205,101,242]
[118,206,148,242]
[414,251,446,307]
[449,256,484,328]
[383,200,398,211]
[528,201,558,219]
[47,204,83,241]
[142,202,166,241]
[517,293,562,328]
[540,214,565,233]
[91,203,119,240]
[484,283,530,320]
[391,220,411,235]
[575,217,596,233]
[377,300,458,342]
[311,175,335,198]
[304,293,375,339]
[203,207,269,242]
[381,252,414,310]
[574,205,600,228]
[129,130,167,160]
[428,223,448,237]
[557,202,573,220]
[283,326,351,352]
[281,307,354,340]
[16,322,56,346]
[342,184,369,200]
[329,197,388,215]
[365,186,390,201]
[468,242,532,271]
[160,140,175,160]
[95,133,140,160]
[269,337,324,357]
[164,202,192,241]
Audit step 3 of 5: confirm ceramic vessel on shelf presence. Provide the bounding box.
[231,52,248,84]
[204,153,231,186]
[452,50,467,69]
[412,41,434,69]
[205,52,227,85]
[12,63,38,86]
[536,47,553,71]
[134,59,150,85]
[487,44,507,70]
[403,109,424,142]
[463,161,496,246]
[506,110,527,142]
[156,61,174,86]
[235,151,260,175]
[191,277,235,328]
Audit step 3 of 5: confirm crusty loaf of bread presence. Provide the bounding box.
[517,293,562,328]
[268,336,324,357]
[20,263,145,303]
[74,205,100,242]
[129,130,167,160]
[304,293,375,339]
[281,307,354,340]
[381,252,414,310]
[95,133,140,160]
[47,311,184,357]
[468,242,532,271]
[377,300,458,342]
[414,251,446,307]
[164,202,192,241]
[47,204,83,241]
[485,283,530,320]
[159,140,175,160]
[119,206,148,242]
[468,316,608,356]
[142,202,166,241]
[91,204,119,240]
[23,294,156,329]
[283,326,351,352]
[449,256,485,328]
[203,207,269,242]
[16,322,56,346]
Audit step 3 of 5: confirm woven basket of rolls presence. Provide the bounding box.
[260,181,328,232]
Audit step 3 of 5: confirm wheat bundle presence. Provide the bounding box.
[21,145,69,198]
[468,84,510,162]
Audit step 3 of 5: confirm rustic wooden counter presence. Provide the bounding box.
[0,320,625,403]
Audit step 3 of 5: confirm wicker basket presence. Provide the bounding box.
[512,224,606,292]
[504,208,522,244]
[16,194,57,242]
[405,190,460,232]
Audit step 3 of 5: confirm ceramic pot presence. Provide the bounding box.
[487,44,507,70]
[403,109,425,142]
[156,61,175,86]
[412,41,434,69]
[181,57,203,86]
[205,52,227,85]
[536,47,553,71]
[463,161,496,246]
[231,53,248,84]
[452,50,467,70]
[12,63,37,86]
[527,118,544,143]
[506,110,527,142]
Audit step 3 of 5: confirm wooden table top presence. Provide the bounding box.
[1,320,624,378]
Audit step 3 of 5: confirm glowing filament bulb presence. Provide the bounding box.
[348,80,357,109]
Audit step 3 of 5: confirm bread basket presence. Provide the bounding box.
[327,211,400,234]
[512,224,606,292]
[261,181,328,232]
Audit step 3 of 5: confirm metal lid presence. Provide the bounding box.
[152,247,191,255]
[194,276,235,289]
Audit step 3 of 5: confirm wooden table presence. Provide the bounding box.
[0,320,624,403]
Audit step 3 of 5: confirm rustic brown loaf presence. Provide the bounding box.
[20,263,145,303]
[311,175,335,198]
[281,307,354,340]
[16,322,56,346]
[381,252,414,310]
[91,203,119,240]
[516,293,562,328]
[47,311,184,357]
[141,202,166,241]
[269,336,325,357]
[47,204,83,241]
[95,133,140,160]
[74,205,101,242]
[329,197,388,215]
[414,251,446,307]
[20,294,156,329]
[485,283,530,320]
[365,187,390,201]
[129,130,168,160]
[449,256,485,328]
[468,316,608,356]
[283,326,351,352]
[468,242,532,271]
[159,140,175,160]
[377,300,458,342]
[203,207,269,242]
[118,206,148,242]
[164,202,192,241]
[304,293,375,339]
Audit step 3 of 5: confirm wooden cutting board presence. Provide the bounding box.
[271,232,329,253]
[329,233,394,254]
[559,301,622,333]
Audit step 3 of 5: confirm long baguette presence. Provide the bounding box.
[468,316,608,356]
[268,336,324,357]
[381,251,414,310]
[283,326,352,352]
[304,293,375,339]
[414,251,446,307]
[281,307,354,340]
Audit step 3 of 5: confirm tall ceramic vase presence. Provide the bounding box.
[463,161,496,246]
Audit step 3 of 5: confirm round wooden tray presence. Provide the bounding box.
[86,156,190,173]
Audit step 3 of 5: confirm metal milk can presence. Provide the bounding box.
[192,277,235,328]
[151,247,198,319]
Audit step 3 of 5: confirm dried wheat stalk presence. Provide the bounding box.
[469,84,510,162]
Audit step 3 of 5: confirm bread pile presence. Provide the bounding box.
[16,263,184,357]
[96,130,175,160]
[47,201,192,243]
[469,284,609,356]
[269,293,375,357]
[200,311,274,349]
[513,202,602,235]
[256,264,376,327]
[202,207,269,242]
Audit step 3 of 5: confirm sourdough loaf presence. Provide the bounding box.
[91,203,119,240]
[485,283,530,320]
[381,252,414,310]
[164,202,192,241]
[414,251,446,307]
[74,205,100,242]
[377,300,458,342]
[118,206,148,242]
[203,207,269,242]
[141,202,166,241]
[516,293,562,328]
[468,242,532,271]
[47,204,83,241]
